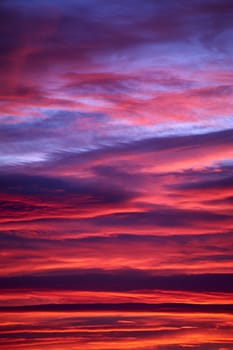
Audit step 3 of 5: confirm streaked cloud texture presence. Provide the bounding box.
[0,0,233,349]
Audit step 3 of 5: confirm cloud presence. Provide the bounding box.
[0,270,232,293]
[1,302,233,314]
[1,130,232,237]
[0,0,232,127]
[1,231,232,277]
[0,1,233,349]
[0,172,136,224]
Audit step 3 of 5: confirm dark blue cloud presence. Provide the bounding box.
[0,269,232,293]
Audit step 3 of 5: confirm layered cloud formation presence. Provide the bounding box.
[0,0,233,349]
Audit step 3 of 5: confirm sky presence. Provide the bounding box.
[0,0,233,349]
